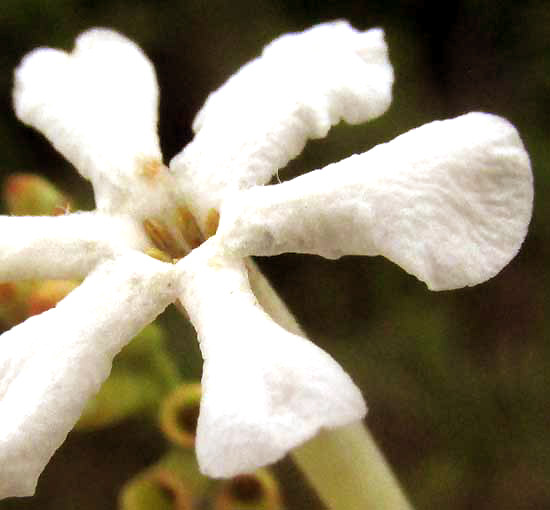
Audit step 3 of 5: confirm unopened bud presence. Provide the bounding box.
[77,370,163,430]
[3,173,72,216]
[116,323,180,391]
[0,282,32,326]
[78,323,178,430]
[26,280,79,317]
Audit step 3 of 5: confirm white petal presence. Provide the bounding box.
[13,29,163,212]
[0,252,177,497]
[176,240,365,478]
[218,113,533,290]
[170,21,393,230]
[0,211,148,281]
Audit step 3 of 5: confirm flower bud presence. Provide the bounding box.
[0,282,32,326]
[77,323,178,430]
[26,280,79,316]
[77,370,163,430]
[115,323,180,390]
[3,173,72,216]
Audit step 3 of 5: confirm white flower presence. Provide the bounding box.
[0,22,532,498]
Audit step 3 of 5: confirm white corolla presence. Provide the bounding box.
[0,22,532,498]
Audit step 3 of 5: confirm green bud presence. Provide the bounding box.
[77,370,164,431]
[77,323,179,430]
[3,173,73,216]
[116,323,180,391]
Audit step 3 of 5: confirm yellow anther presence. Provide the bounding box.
[145,247,173,263]
[205,208,220,239]
[144,206,212,260]
[177,207,203,249]
[144,217,189,260]
[143,218,171,252]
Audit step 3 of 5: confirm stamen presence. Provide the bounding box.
[145,247,174,264]
[143,218,188,259]
[177,207,203,249]
[143,218,171,252]
[144,205,214,261]
[205,208,220,239]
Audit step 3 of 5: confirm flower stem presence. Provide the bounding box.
[246,259,413,510]
[292,423,413,510]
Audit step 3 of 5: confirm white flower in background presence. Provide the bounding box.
[0,21,532,498]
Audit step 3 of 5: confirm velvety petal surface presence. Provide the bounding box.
[177,239,366,477]
[13,28,164,214]
[171,21,393,230]
[218,113,533,290]
[0,212,148,281]
[0,252,177,497]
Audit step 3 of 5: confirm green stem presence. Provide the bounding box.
[293,423,413,510]
[247,259,413,510]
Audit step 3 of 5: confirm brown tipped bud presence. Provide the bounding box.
[0,283,20,326]
[0,282,32,326]
[3,173,73,216]
[27,280,79,317]
[214,470,283,510]
[159,383,202,449]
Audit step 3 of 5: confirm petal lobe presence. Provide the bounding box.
[0,253,176,497]
[13,28,162,211]
[218,112,533,290]
[171,21,393,230]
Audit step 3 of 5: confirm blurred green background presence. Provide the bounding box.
[0,1,549,509]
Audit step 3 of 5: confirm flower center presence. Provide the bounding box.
[143,207,220,263]
[135,159,220,263]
